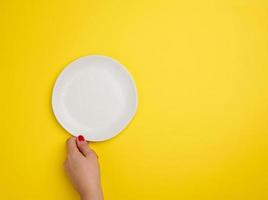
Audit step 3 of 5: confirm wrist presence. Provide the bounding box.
[80,194,103,200]
[80,188,103,200]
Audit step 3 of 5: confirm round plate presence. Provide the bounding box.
[52,55,138,141]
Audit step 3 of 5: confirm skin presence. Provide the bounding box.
[64,136,104,200]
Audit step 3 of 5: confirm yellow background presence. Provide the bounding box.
[1,0,268,199]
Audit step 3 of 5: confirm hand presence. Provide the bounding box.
[64,136,103,200]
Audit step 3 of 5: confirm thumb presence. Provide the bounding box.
[76,135,93,157]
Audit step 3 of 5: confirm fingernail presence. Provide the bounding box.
[78,135,85,142]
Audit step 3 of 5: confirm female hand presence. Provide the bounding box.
[64,136,103,200]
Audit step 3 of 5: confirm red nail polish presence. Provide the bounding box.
[78,135,85,142]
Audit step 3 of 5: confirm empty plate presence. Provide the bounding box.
[52,55,138,141]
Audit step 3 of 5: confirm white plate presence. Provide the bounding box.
[52,55,138,141]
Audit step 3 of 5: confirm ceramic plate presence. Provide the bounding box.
[52,55,138,141]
